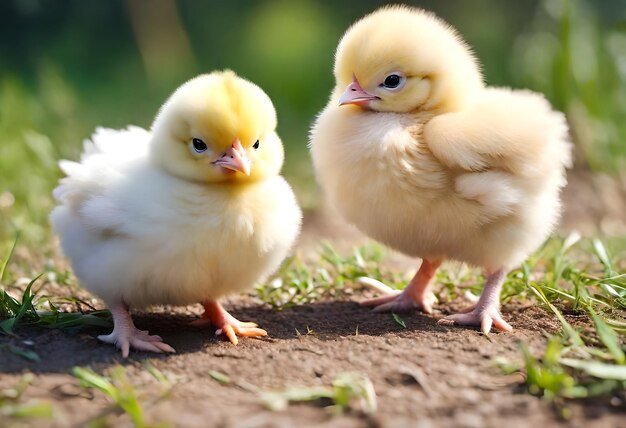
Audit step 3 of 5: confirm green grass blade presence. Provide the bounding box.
[72,367,118,399]
[391,313,406,328]
[1,344,41,362]
[0,232,19,283]
[528,283,584,346]
[593,239,615,276]
[11,275,43,327]
[560,358,626,381]
[588,307,626,364]
[208,370,231,385]
[3,402,54,419]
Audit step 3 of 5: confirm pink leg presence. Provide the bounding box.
[98,302,175,357]
[360,259,442,313]
[190,300,267,345]
[439,269,512,334]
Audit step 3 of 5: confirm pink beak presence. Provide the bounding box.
[338,74,379,106]
[212,139,251,176]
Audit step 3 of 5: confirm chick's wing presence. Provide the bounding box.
[423,88,571,218]
[424,88,571,178]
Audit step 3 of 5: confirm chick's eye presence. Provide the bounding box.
[383,74,402,88]
[253,140,260,150]
[191,138,208,153]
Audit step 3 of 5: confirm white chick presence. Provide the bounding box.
[51,71,302,356]
[310,6,571,334]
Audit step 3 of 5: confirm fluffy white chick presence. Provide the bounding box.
[310,6,571,334]
[51,71,302,356]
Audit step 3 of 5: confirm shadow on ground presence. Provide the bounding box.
[1,298,560,374]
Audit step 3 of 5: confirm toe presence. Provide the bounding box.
[372,299,414,313]
[445,313,474,325]
[360,292,401,307]
[153,341,176,353]
[238,321,258,328]
[480,315,493,335]
[492,312,513,332]
[121,340,130,358]
[137,331,163,342]
[129,338,165,354]
[97,333,115,344]
[220,324,239,346]
[235,327,268,338]
[189,318,212,328]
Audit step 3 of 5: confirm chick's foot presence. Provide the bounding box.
[438,269,513,334]
[439,304,512,334]
[360,259,441,314]
[98,303,175,358]
[191,300,267,345]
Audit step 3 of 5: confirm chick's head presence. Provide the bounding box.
[150,71,283,184]
[334,6,483,114]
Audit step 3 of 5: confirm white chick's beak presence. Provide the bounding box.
[212,139,251,176]
[338,74,380,106]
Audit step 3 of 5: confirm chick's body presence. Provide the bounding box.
[52,72,301,355]
[53,147,298,306]
[311,7,571,332]
[314,90,567,271]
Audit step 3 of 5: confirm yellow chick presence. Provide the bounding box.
[310,6,571,334]
[51,71,302,356]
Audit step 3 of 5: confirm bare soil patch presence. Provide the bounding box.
[2,296,624,428]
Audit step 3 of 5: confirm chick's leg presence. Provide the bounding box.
[440,269,512,334]
[191,301,267,345]
[97,302,175,358]
[361,259,442,313]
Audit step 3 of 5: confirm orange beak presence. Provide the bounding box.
[212,139,251,176]
[338,74,379,106]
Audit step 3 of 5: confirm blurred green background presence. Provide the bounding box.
[1,0,625,243]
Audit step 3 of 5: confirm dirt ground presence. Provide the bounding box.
[2,170,626,428]
[2,296,625,428]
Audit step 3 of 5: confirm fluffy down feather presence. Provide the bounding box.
[310,6,571,333]
[52,71,301,355]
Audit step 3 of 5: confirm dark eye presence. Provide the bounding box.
[192,138,208,153]
[252,140,260,150]
[383,74,401,88]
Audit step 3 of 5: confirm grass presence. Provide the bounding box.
[259,372,377,415]
[0,374,54,421]
[0,235,111,338]
[255,242,405,309]
[1,233,625,415]
[207,369,377,415]
[484,234,626,413]
[72,364,173,428]
[0,273,111,336]
[256,235,625,411]
[513,0,626,172]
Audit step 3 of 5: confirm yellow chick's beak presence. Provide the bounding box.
[212,139,251,176]
[338,74,380,107]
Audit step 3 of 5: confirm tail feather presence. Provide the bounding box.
[53,126,151,210]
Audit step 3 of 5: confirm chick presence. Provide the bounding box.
[51,71,302,356]
[310,6,571,334]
